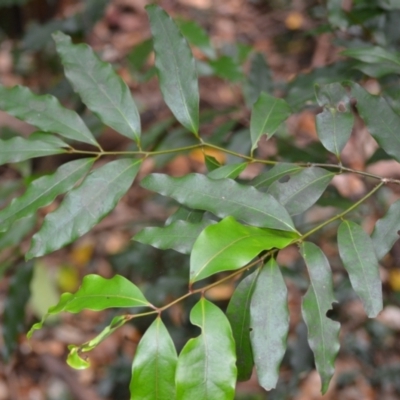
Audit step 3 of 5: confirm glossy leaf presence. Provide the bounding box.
[315,83,354,156]
[190,217,298,283]
[226,271,257,381]
[134,220,214,254]
[0,85,98,146]
[165,205,204,225]
[2,261,34,361]
[147,5,199,135]
[267,167,334,215]
[0,136,66,166]
[141,173,297,232]
[250,259,289,390]
[175,298,237,400]
[0,158,94,233]
[28,274,152,337]
[350,82,400,162]
[371,199,400,260]
[53,31,141,143]
[249,164,303,191]
[130,317,177,400]
[208,162,247,180]
[27,159,142,259]
[338,220,382,317]
[300,242,340,394]
[250,92,291,152]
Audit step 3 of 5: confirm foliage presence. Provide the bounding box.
[1,1,400,399]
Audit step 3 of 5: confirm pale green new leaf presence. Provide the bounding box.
[371,199,400,260]
[0,158,95,233]
[147,5,199,136]
[27,159,142,259]
[315,83,354,156]
[141,173,297,232]
[226,271,257,381]
[28,274,151,338]
[250,259,289,390]
[175,298,237,400]
[250,92,291,152]
[190,217,298,283]
[300,242,340,394]
[134,219,214,254]
[53,31,141,143]
[207,162,247,180]
[0,85,98,146]
[130,318,177,400]
[338,220,382,317]
[267,167,334,215]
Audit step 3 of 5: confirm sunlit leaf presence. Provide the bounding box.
[175,298,237,399]
[208,162,247,180]
[250,92,291,152]
[190,216,298,283]
[250,259,289,390]
[141,173,297,232]
[27,159,142,259]
[0,85,98,146]
[0,158,94,233]
[267,167,334,215]
[300,242,340,394]
[147,5,199,136]
[338,220,382,317]
[130,317,177,400]
[53,31,141,143]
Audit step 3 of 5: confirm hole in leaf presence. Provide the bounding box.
[249,327,253,332]
[279,175,290,183]
[326,303,340,322]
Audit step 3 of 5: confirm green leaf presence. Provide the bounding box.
[2,261,34,362]
[141,173,297,232]
[0,214,36,251]
[207,162,247,180]
[146,5,199,136]
[300,242,340,394]
[190,217,298,283]
[0,135,67,166]
[371,199,400,260]
[209,56,243,82]
[127,38,153,72]
[249,164,304,191]
[204,155,221,172]
[175,298,237,400]
[338,220,382,317]
[66,347,90,370]
[250,92,291,153]
[134,220,214,255]
[27,274,152,338]
[315,83,354,157]
[165,205,204,225]
[0,85,98,147]
[267,167,334,215]
[350,82,400,162]
[53,31,141,144]
[27,158,142,259]
[226,271,257,381]
[250,259,289,390]
[0,158,94,233]
[378,0,400,10]
[130,317,177,400]
[327,0,349,29]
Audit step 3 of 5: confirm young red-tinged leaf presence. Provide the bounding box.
[26,159,142,259]
[0,158,94,233]
[0,136,66,166]
[190,217,298,283]
[141,173,297,232]
[267,167,334,215]
[250,259,289,390]
[27,274,151,338]
[208,162,247,180]
[315,83,354,157]
[0,85,98,147]
[146,5,199,136]
[175,298,237,400]
[226,271,257,381]
[134,219,214,255]
[53,32,141,144]
[130,318,177,400]
[250,92,291,153]
[300,242,340,394]
[338,220,382,317]
[371,199,400,260]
